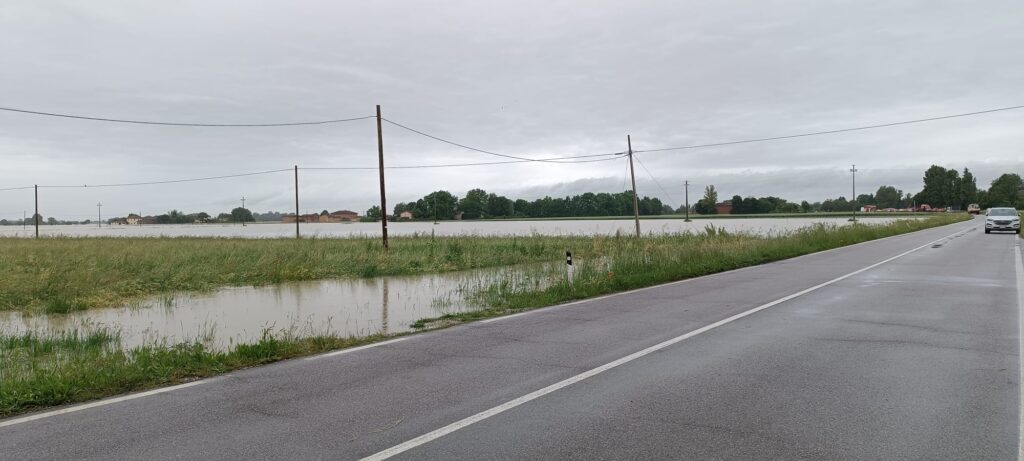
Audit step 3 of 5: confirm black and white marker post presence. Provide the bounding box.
[566,249,574,286]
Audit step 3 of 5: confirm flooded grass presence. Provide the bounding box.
[0,234,604,313]
[0,326,391,417]
[1,217,966,315]
[0,214,969,417]
[413,215,972,326]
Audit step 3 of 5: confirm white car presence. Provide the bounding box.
[984,207,1021,234]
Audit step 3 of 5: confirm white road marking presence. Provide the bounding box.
[0,221,974,432]
[0,337,411,429]
[480,220,976,324]
[0,380,210,429]
[304,337,409,361]
[361,228,967,461]
[1015,238,1024,461]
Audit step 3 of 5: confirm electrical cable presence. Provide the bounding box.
[300,154,623,171]
[381,117,623,163]
[0,186,35,192]
[0,106,376,127]
[38,168,293,188]
[633,104,1024,154]
[635,156,676,204]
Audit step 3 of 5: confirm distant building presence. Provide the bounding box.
[861,205,877,212]
[454,211,465,220]
[126,214,142,225]
[284,210,360,223]
[399,211,413,220]
[714,201,733,215]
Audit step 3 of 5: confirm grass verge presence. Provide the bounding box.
[412,214,971,327]
[0,327,395,418]
[0,214,969,417]
[0,215,959,314]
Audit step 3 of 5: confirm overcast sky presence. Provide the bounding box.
[1,0,1022,220]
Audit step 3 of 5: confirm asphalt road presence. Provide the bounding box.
[2,217,1021,460]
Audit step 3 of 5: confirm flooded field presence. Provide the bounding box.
[0,216,913,238]
[0,266,535,351]
[0,216,931,351]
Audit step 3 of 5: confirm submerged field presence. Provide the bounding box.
[1,216,958,315]
[0,214,971,416]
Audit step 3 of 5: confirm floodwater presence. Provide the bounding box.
[0,267,532,351]
[0,216,913,238]
[0,216,920,350]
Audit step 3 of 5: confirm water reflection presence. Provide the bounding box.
[0,269,510,351]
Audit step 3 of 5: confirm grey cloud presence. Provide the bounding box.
[1,0,1022,219]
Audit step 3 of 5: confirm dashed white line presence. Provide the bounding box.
[361,228,965,461]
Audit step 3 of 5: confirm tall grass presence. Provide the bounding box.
[0,216,968,314]
[417,215,971,325]
[0,234,602,313]
[0,215,969,417]
[0,327,387,417]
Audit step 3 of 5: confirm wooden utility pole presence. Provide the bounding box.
[34,184,38,238]
[376,105,389,251]
[627,135,640,238]
[684,180,691,222]
[850,164,858,222]
[294,165,300,238]
[96,202,102,228]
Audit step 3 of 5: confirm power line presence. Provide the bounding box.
[633,104,1024,154]
[0,106,376,127]
[38,168,293,188]
[301,153,623,171]
[635,156,676,204]
[382,117,624,163]
[0,185,34,192]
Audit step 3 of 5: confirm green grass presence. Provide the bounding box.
[0,215,967,314]
[0,234,608,313]
[0,214,970,417]
[412,214,972,327]
[0,327,392,417]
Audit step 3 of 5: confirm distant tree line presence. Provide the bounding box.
[390,188,668,220]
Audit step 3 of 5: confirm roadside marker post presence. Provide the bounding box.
[566,249,574,286]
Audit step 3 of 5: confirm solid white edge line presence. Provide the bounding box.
[0,337,413,429]
[304,337,409,361]
[0,379,210,429]
[1015,238,1024,461]
[480,219,976,324]
[361,228,965,461]
[0,220,973,432]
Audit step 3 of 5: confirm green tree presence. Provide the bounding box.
[231,207,254,223]
[874,186,902,209]
[365,205,382,220]
[916,165,955,207]
[458,188,490,219]
[486,193,514,217]
[986,173,1023,208]
[800,201,812,213]
[957,168,978,209]
[413,190,458,220]
[694,185,719,214]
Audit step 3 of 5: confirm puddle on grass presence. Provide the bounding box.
[0,266,555,351]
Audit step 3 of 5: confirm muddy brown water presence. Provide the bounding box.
[0,267,539,351]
